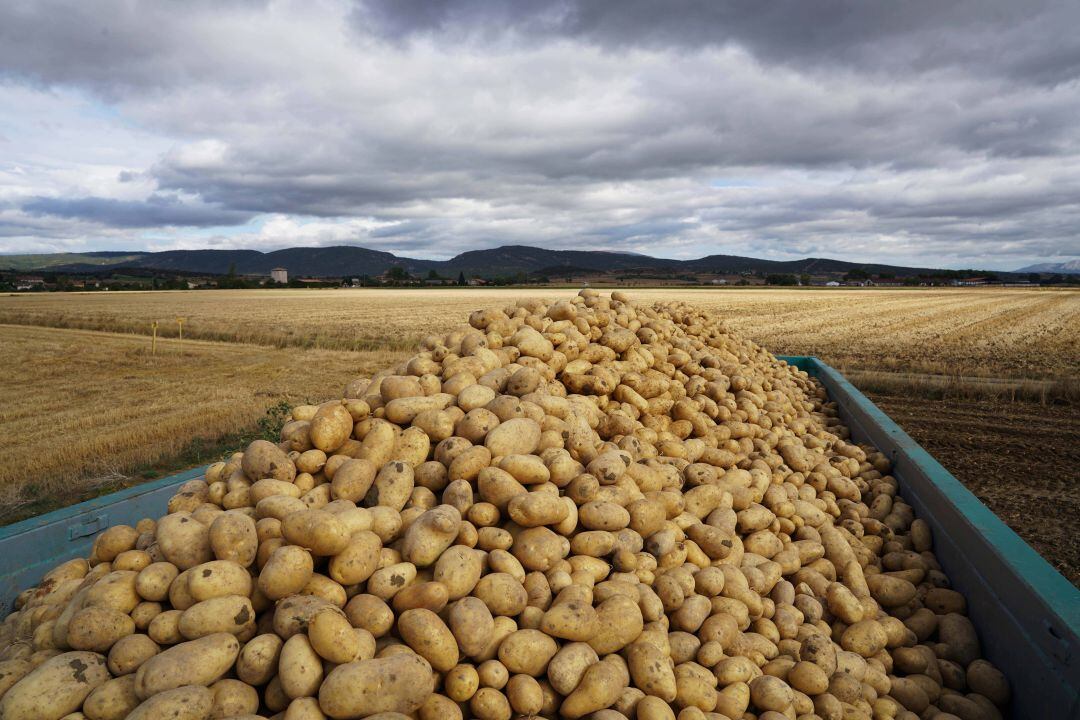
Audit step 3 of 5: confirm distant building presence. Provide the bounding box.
[952,277,989,286]
[271,267,288,284]
[709,278,728,285]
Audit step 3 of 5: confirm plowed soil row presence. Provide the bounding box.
[867,392,1080,588]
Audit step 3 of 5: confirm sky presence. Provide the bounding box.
[1,1,1079,270]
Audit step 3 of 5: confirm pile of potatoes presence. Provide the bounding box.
[0,290,1010,720]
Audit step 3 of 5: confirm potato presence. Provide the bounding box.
[125,685,213,720]
[367,562,417,600]
[83,674,139,720]
[588,594,643,654]
[966,658,1009,705]
[178,595,255,639]
[187,560,252,601]
[445,664,480,702]
[0,651,110,720]
[280,634,324,699]
[282,509,350,556]
[242,439,297,482]
[236,633,283,686]
[938,613,982,666]
[258,545,314,600]
[448,597,495,659]
[132,561,177,604]
[66,606,134,652]
[286,696,328,720]
[328,531,382,585]
[787,660,829,696]
[485,418,542,457]
[497,629,558,676]
[840,619,888,658]
[509,526,566,572]
[318,653,435,718]
[627,641,676,701]
[401,505,462,567]
[866,573,917,607]
[398,608,459,672]
[156,513,213,570]
[0,659,33,698]
[208,512,259,567]
[209,678,260,717]
[749,674,793,712]
[547,642,599,696]
[133,632,240,698]
[508,492,568,527]
[499,455,550,485]
[367,461,415,511]
[106,634,159,676]
[331,459,378,503]
[473,573,528,616]
[560,656,627,719]
[539,599,598,641]
[309,609,361,664]
[146,607,183,644]
[310,403,354,453]
[470,686,511,720]
[85,570,140,613]
[434,546,484,600]
[91,526,139,564]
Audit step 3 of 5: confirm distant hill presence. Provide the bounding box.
[0,252,149,271]
[3,244,1019,279]
[436,246,679,277]
[1016,260,1080,274]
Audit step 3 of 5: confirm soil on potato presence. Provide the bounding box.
[867,392,1080,589]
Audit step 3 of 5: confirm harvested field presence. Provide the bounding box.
[1,287,1076,381]
[0,325,397,521]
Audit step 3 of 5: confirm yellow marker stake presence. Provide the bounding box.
[177,317,185,352]
[151,321,158,355]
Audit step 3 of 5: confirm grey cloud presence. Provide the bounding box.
[355,0,1080,84]
[21,195,254,228]
[0,0,1078,267]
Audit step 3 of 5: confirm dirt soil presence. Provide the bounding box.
[867,392,1080,588]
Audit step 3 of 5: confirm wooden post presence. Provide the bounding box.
[176,317,185,353]
[151,321,158,355]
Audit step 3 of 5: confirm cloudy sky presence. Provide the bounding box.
[1,0,1078,269]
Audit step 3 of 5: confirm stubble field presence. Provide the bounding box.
[1,288,1076,379]
[1,287,1077,581]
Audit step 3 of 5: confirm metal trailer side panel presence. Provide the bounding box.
[778,355,1080,719]
[0,465,208,617]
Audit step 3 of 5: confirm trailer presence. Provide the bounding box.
[0,357,1076,717]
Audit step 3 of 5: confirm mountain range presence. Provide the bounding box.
[1015,259,1080,274]
[0,245,1026,278]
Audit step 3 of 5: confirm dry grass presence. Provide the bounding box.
[0,325,401,518]
[2,287,1075,380]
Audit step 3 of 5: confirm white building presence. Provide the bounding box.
[271,267,288,284]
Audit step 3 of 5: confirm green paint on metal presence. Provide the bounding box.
[0,465,209,541]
